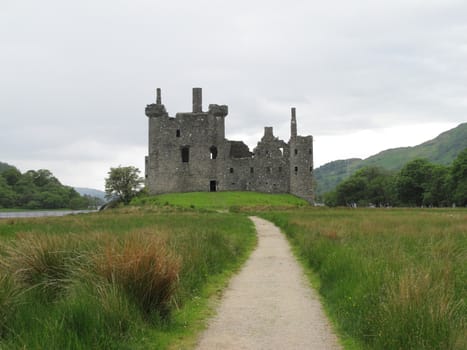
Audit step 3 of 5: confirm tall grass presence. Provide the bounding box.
[0,273,19,338]
[95,232,181,318]
[2,233,84,299]
[262,208,467,350]
[0,207,256,349]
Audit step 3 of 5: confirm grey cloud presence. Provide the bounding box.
[1,0,466,188]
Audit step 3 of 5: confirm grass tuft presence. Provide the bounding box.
[1,234,83,299]
[95,232,181,318]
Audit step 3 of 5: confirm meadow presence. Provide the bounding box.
[261,208,467,350]
[0,206,256,349]
[0,192,465,349]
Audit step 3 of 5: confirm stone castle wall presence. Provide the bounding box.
[145,88,314,203]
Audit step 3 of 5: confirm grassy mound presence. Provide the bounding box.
[131,191,309,210]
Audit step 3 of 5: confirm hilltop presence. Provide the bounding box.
[0,161,14,173]
[315,123,467,196]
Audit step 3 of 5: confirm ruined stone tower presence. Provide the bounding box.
[145,88,314,203]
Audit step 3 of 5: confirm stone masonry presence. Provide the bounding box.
[145,88,314,203]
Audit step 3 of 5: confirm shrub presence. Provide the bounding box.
[1,234,83,299]
[94,232,181,318]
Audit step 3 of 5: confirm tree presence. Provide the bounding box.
[14,173,39,207]
[105,166,144,204]
[422,165,450,207]
[0,165,92,209]
[395,159,434,206]
[1,167,21,186]
[451,148,467,206]
[31,169,60,187]
[331,166,396,207]
[0,176,17,208]
[335,175,366,206]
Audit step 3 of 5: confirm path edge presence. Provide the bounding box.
[257,214,361,350]
[167,216,259,350]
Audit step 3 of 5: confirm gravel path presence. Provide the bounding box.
[195,216,342,350]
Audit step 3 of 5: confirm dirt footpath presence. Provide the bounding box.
[195,216,342,350]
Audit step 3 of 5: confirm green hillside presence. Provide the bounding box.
[313,159,362,199]
[315,123,467,197]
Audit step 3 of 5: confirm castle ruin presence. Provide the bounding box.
[145,88,314,203]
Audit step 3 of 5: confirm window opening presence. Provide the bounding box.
[294,166,298,174]
[250,167,254,174]
[278,167,282,173]
[230,167,234,173]
[294,149,298,155]
[181,147,189,163]
[210,146,218,159]
[176,129,181,137]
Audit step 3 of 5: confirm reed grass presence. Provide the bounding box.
[95,232,181,318]
[0,207,256,349]
[261,208,467,350]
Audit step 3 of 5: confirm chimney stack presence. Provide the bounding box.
[264,126,274,139]
[192,87,202,112]
[156,88,161,105]
[291,107,297,138]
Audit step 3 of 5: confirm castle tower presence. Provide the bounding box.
[289,107,314,203]
[145,88,169,190]
[145,87,229,195]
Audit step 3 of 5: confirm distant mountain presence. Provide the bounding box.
[315,123,467,196]
[74,187,106,200]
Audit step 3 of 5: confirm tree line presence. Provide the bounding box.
[324,148,467,207]
[0,167,103,209]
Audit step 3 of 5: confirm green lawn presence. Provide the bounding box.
[131,191,309,210]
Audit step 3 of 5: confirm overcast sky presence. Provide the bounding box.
[1,0,466,190]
